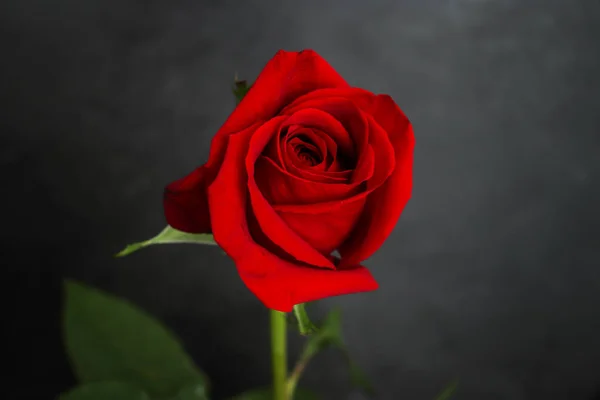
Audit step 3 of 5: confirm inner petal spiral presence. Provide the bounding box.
[289,135,322,167]
[260,108,362,186]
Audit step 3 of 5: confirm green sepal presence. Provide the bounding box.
[290,304,319,335]
[115,225,216,257]
[232,75,251,104]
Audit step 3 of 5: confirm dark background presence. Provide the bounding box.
[2,0,600,399]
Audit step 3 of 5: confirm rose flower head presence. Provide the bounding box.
[164,49,415,312]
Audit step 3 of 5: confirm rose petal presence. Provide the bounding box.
[282,87,376,115]
[163,123,261,233]
[285,160,352,183]
[255,156,363,206]
[245,117,336,269]
[351,144,375,184]
[285,127,328,170]
[163,166,212,233]
[311,127,339,170]
[276,198,366,255]
[263,130,285,168]
[206,134,263,275]
[338,95,415,268]
[238,257,378,312]
[208,127,377,311]
[219,50,349,137]
[286,133,326,170]
[284,126,340,171]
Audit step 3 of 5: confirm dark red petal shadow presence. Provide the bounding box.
[283,108,356,161]
[255,156,363,206]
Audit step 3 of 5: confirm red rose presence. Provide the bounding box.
[164,50,415,312]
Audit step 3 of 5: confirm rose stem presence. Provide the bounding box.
[271,309,288,400]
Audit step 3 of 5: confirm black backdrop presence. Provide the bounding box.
[2,0,600,399]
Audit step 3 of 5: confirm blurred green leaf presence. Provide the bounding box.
[434,380,458,400]
[63,280,209,399]
[171,383,210,400]
[228,387,320,400]
[115,225,216,257]
[59,382,150,400]
[301,309,374,396]
[292,304,319,336]
[232,76,251,104]
[346,357,375,396]
[302,309,342,356]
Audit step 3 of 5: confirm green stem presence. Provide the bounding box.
[286,353,309,398]
[286,337,320,399]
[271,309,288,400]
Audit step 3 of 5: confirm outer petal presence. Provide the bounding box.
[281,87,375,115]
[163,166,212,233]
[281,87,375,114]
[239,258,378,312]
[163,123,261,233]
[219,49,349,137]
[208,126,377,311]
[338,95,415,268]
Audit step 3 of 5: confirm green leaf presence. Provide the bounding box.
[228,387,320,400]
[346,358,375,396]
[302,309,374,396]
[63,280,209,399]
[171,383,210,400]
[232,75,251,104]
[303,309,343,357]
[292,304,319,336]
[115,225,216,257]
[434,380,458,400]
[59,382,150,400]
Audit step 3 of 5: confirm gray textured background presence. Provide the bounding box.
[2,0,600,399]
